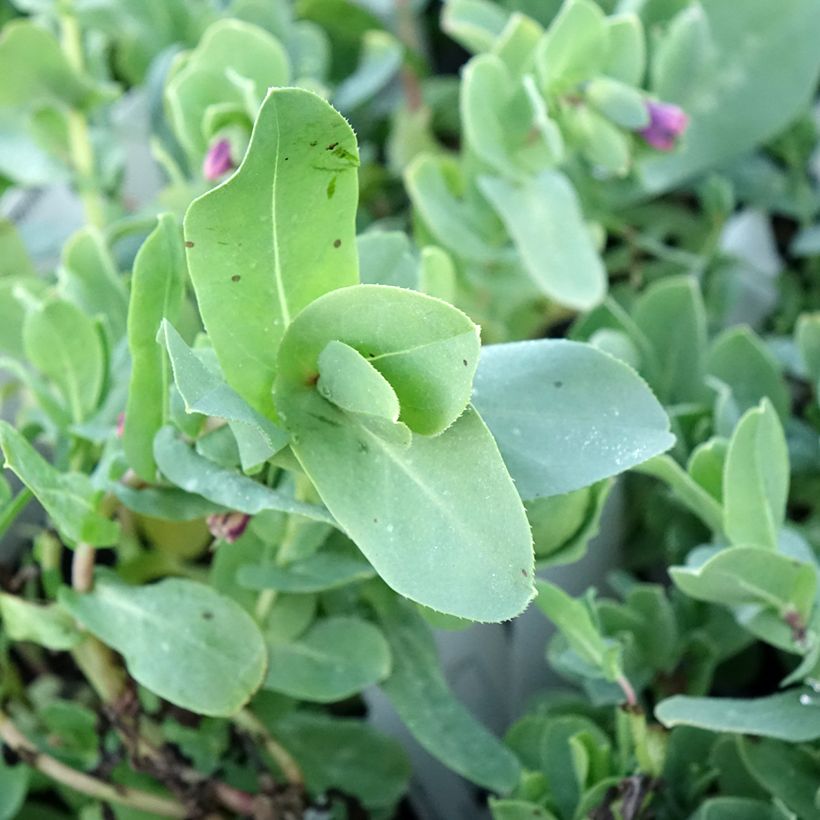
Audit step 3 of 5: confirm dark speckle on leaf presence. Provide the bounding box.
[333,239,341,248]
[231,275,241,282]
[462,359,468,366]
[310,140,317,147]
[284,156,289,161]
[184,240,194,248]
[357,441,368,453]
[554,380,563,388]
[202,611,213,620]
[521,569,528,577]
[327,142,338,150]
[327,176,337,199]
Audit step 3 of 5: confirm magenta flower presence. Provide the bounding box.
[207,511,251,544]
[203,138,234,180]
[638,101,689,151]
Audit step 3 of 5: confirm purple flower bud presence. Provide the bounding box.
[638,101,689,151]
[207,512,251,544]
[203,138,234,180]
[116,412,125,438]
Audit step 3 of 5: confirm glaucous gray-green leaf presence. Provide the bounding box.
[489,800,558,820]
[158,320,288,470]
[23,298,105,424]
[640,0,820,192]
[317,340,400,422]
[166,18,290,157]
[535,580,622,682]
[478,172,606,310]
[441,0,511,54]
[0,219,35,279]
[603,13,645,86]
[0,594,83,650]
[59,227,128,345]
[796,312,820,398]
[333,30,402,111]
[656,689,820,742]
[113,485,223,521]
[153,426,333,524]
[670,547,815,625]
[534,0,607,92]
[59,574,266,716]
[0,422,118,546]
[585,76,649,129]
[264,616,391,702]
[419,246,456,303]
[492,13,543,78]
[707,326,790,423]
[237,548,375,593]
[688,798,790,820]
[740,738,820,820]
[632,275,707,404]
[374,593,521,793]
[276,284,479,437]
[184,87,359,417]
[123,215,186,481]
[723,400,788,550]
[473,340,674,499]
[272,712,411,810]
[357,231,417,289]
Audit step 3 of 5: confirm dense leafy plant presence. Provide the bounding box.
[0,0,818,818]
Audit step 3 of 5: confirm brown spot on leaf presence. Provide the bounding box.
[231,275,241,282]
[305,373,319,386]
[333,239,341,248]
[326,142,338,150]
[184,240,194,248]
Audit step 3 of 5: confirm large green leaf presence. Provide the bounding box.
[0,595,83,650]
[640,0,820,192]
[723,400,789,550]
[0,758,28,820]
[23,298,105,424]
[656,689,820,743]
[60,574,267,716]
[153,426,333,524]
[263,616,391,702]
[374,593,522,793]
[184,87,359,416]
[0,422,118,546]
[272,712,411,810]
[158,320,288,471]
[123,215,186,481]
[472,340,674,499]
[478,171,606,311]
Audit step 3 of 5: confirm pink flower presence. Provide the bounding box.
[638,101,689,151]
[206,512,251,543]
[203,138,234,180]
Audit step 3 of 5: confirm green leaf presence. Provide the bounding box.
[317,340,401,422]
[489,800,557,820]
[441,0,511,54]
[0,758,28,820]
[23,298,105,424]
[632,275,708,404]
[492,13,543,77]
[707,326,790,424]
[670,546,815,623]
[472,340,674,499]
[123,215,187,481]
[585,76,649,129]
[0,595,83,650]
[158,320,288,471]
[534,0,608,92]
[153,426,333,524]
[357,231,417,289]
[604,13,645,86]
[640,0,820,192]
[796,312,820,398]
[478,172,606,311]
[59,227,128,346]
[272,712,411,810]
[740,738,820,820]
[0,422,118,546]
[419,246,456,303]
[59,574,267,716]
[688,798,789,820]
[237,548,375,593]
[113,485,222,521]
[263,616,390,702]
[534,580,622,682]
[0,219,36,279]
[656,689,820,743]
[0,20,98,109]
[166,18,290,157]
[723,400,789,550]
[184,87,359,417]
[374,593,521,793]
[333,30,402,111]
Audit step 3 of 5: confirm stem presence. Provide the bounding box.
[0,488,33,541]
[395,0,423,111]
[60,11,106,227]
[617,674,637,708]
[71,542,96,592]
[234,709,303,786]
[0,712,186,818]
[71,638,128,704]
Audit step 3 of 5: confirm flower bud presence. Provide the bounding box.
[203,138,234,180]
[638,101,689,151]
[207,512,250,543]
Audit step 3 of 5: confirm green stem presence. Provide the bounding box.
[0,711,186,818]
[59,11,106,227]
[0,489,33,541]
[71,637,128,704]
[234,709,303,786]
